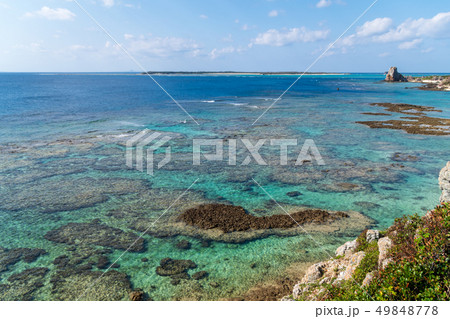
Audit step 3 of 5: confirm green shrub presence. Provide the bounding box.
[298,203,450,301]
[353,241,379,283]
[355,229,368,252]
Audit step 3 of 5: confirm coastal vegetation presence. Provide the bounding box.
[290,202,450,301]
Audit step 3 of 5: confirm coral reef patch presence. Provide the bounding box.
[44,220,145,252]
[178,204,349,233]
[357,103,450,136]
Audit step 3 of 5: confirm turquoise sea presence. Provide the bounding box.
[0,73,449,300]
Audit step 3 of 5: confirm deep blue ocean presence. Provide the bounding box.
[0,73,449,300]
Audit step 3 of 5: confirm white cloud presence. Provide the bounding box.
[25,6,76,21]
[316,0,332,8]
[124,36,201,57]
[337,12,450,52]
[251,27,329,47]
[356,18,393,37]
[398,38,422,50]
[338,17,392,47]
[268,10,279,17]
[374,12,450,42]
[200,14,208,19]
[209,46,241,59]
[124,34,135,40]
[70,44,94,51]
[100,0,115,7]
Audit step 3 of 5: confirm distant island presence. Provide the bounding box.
[141,71,349,76]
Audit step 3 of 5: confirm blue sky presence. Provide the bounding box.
[1,0,450,72]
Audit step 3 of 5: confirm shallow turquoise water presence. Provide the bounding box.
[0,73,449,300]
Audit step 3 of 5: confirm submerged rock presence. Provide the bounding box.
[209,281,220,288]
[0,267,49,301]
[46,244,135,301]
[354,201,381,209]
[129,290,145,301]
[200,240,211,248]
[243,277,296,301]
[192,271,208,280]
[0,177,150,213]
[286,191,302,197]
[178,204,348,233]
[357,103,450,136]
[391,152,419,162]
[175,240,191,250]
[319,182,366,192]
[51,269,132,301]
[44,220,145,252]
[96,256,110,269]
[0,247,47,273]
[156,258,197,278]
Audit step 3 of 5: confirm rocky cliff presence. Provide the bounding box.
[283,162,450,301]
[282,229,391,301]
[440,162,450,203]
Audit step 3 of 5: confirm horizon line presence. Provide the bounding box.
[1,71,450,74]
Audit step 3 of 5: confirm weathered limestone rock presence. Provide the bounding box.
[300,263,325,284]
[335,239,357,257]
[292,284,302,299]
[366,230,380,243]
[335,252,366,282]
[362,271,375,287]
[385,67,407,82]
[292,250,366,300]
[439,162,450,203]
[378,237,393,270]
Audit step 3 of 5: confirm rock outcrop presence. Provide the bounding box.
[335,239,357,257]
[439,162,450,203]
[385,67,407,82]
[290,250,367,300]
[366,230,380,243]
[377,237,393,270]
[284,228,397,300]
[283,163,450,301]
